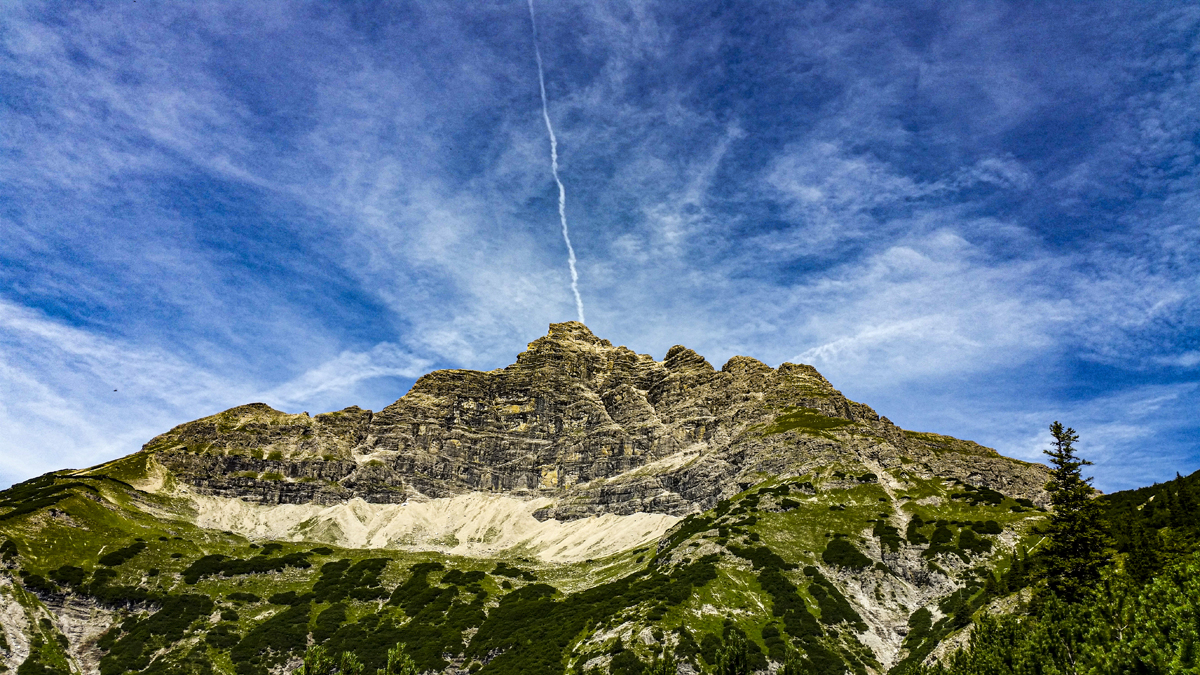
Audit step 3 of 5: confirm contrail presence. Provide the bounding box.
[527,0,585,324]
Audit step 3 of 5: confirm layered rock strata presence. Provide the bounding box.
[143,322,1048,517]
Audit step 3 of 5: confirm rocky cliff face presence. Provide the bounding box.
[143,322,1048,516]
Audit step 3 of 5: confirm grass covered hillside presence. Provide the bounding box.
[0,453,1050,675]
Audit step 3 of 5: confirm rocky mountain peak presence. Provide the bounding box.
[663,345,715,374]
[132,323,1048,519]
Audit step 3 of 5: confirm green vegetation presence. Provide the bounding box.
[98,594,215,675]
[908,552,1200,674]
[821,539,871,569]
[764,408,854,437]
[0,441,1085,675]
[895,436,1200,674]
[0,476,104,522]
[98,541,147,567]
[182,550,313,583]
[1036,422,1110,601]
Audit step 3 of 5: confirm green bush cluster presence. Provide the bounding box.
[182,551,312,584]
[442,569,487,586]
[20,572,57,596]
[712,624,767,673]
[804,567,865,631]
[314,558,390,602]
[325,562,486,673]
[205,623,240,649]
[872,519,903,552]
[491,562,536,581]
[313,604,348,643]
[727,544,796,571]
[949,485,1005,507]
[0,477,99,523]
[754,565,841,672]
[467,556,718,675]
[387,562,452,615]
[97,594,213,675]
[227,592,261,603]
[821,539,871,570]
[956,530,992,556]
[230,595,314,675]
[15,638,68,675]
[912,519,999,562]
[607,638,645,675]
[82,567,159,606]
[98,542,148,567]
[922,523,964,560]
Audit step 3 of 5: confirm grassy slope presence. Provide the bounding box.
[0,412,1049,675]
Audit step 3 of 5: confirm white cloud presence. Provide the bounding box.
[264,343,431,408]
[0,300,251,484]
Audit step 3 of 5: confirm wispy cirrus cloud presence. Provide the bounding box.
[1,0,1197,492]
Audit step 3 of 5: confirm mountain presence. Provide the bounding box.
[0,323,1055,675]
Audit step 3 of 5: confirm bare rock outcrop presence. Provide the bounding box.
[141,322,1048,514]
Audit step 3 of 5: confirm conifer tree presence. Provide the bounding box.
[1039,421,1111,601]
[781,646,815,675]
[645,647,677,675]
[377,644,418,675]
[1125,522,1160,583]
[715,633,749,675]
[1172,473,1197,529]
[295,646,334,675]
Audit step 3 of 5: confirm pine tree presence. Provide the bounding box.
[1172,473,1197,529]
[1039,421,1111,601]
[781,647,814,675]
[645,647,677,675]
[295,646,335,675]
[338,653,363,675]
[376,644,418,675]
[1125,521,1160,584]
[715,632,749,675]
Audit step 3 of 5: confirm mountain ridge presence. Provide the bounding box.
[0,322,1064,675]
[116,322,1049,522]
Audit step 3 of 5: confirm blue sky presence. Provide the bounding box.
[1,1,1197,492]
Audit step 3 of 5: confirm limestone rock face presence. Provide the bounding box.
[147,322,1049,514]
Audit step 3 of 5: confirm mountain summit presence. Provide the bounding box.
[127,322,1048,520]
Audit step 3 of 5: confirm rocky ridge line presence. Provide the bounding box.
[131,322,1048,517]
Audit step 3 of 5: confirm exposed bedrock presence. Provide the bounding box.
[146,322,1049,515]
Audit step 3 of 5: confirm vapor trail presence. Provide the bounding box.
[528,0,585,324]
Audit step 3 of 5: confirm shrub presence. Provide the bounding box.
[873,520,903,552]
[205,624,240,649]
[806,569,866,630]
[958,528,992,555]
[182,551,311,584]
[99,542,147,567]
[22,574,57,595]
[906,515,929,545]
[822,539,871,569]
[49,565,86,587]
